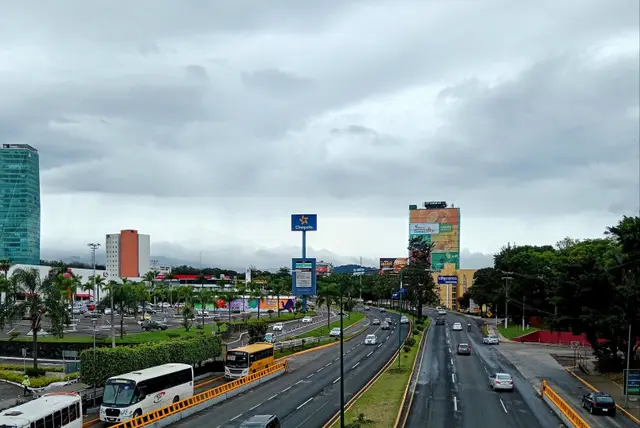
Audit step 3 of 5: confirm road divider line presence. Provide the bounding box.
[352,362,360,369]
[295,380,303,385]
[281,386,291,393]
[229,414,243,422]
[366,351,373,357]
[500,398,507,413]
[453,396,458,412]
[249,403,261,411]
[306,373,314,379]
[452,373,455,383]
[297,397,313,410]
[333,377,341,384]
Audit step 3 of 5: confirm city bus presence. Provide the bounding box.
[99,363,194,424]
[0,392,83,428]
[225,343,275,379]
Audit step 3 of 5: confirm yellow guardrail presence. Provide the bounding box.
[110,360,289,428]
[541,380,591,428]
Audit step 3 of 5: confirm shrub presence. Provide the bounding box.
[416,324,424,331]
[79,335,222,387]
[413,329,420,336]
[403,345,411,353]
[247,320,268,344]
[0,370,73,388]
[8,331,21,340]
[405,337,416,347]
[167,332,180,339]
[25,367,46,377]
[0,364,63,373]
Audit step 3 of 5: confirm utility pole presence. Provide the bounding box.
[502,276,512,329]
[625,322,632,406]
[339,290,345,428]
[359,256,362,301]
[110,282,116,348]
[87,243,100,301]
[522,296,526,330]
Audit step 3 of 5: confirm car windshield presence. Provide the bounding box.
[595,396,614,403]
[367,335,375,339]
[497,374,512,380]
[226,351,249,368]
[489,335,498,339]
[103,379,137,406]
[459,344,468,348]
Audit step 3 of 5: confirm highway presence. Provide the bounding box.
[170,308,409,427]
[406,310,562,428]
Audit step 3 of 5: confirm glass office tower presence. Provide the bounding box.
[0,144,41,265]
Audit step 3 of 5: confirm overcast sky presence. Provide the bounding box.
[2,1,639,270]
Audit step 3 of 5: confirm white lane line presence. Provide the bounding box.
[249,404,261,411]
[306,373,314,379]
[452,373,455,383]
[268,394,278,401]
[295,380,304,385]
[335,358,339,361]
[386,336,389,340]
[366,351,373,357]
[352,362,360,369]
[500,398,508,413]
[229,414,243,422]
[6,328,15,335]
[448,348,452,354]
[281,386,291,393]
[453,397,458,411]
[297,397,313,410]
[450,358,454,366]
[325,362,332,367]
[333,377,341,384]
[377,344,382,348]
[317,367,324,372]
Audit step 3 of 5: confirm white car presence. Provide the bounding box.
[400,316,409,324]
[372,318,380,325]
[452,322,462,331]
[483,335,500,345]
[264,332,276,343]
[438,309,447,316]
[330,327,342,337]
[196,309,209,317]
[302,316,313,323]
[489,373,514,391]
[364,334,377,345]
[272,322,284,331]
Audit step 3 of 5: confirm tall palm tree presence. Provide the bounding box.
[221,291,239,323]
[0,268,65,369]
[316,281,337,330]
[0,259,12,279]
[197,288,214,326]
[269,279,288,317]
[86,274,106,302]
[163,273,176,306]
[249,282,264,319]
[114,278,137,339]
[142,270,159,304]
[134,282,151,321]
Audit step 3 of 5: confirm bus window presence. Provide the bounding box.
[53,410,61,428]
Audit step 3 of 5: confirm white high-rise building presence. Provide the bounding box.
[105,229,151,279]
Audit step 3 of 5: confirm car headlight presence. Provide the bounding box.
[121,409,132,416]
[100,408,105,415]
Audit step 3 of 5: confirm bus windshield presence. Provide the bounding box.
[226,351,249,368]
[103,379,137,406]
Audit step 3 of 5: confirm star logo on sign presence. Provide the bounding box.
[299,215,309,225]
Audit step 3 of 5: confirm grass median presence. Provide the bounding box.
[297,311,366,338]
[497,325,538,339]
[333,314,430,428]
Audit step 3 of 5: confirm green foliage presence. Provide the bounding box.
[181,303,195,331]
[247,319,268,344]
[24,367,46,377]
[79,335,222,386]
[8,331,20,340]
[0,370,77,388]
[0,364,63,373]
[405,337,416,347]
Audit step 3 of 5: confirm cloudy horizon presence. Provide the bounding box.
[2,0,638,271]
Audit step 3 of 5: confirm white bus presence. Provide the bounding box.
[99,363,194,424]
[0,392,82,428]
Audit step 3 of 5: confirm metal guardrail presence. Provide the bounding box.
[541,380,591,428]
[109,360,289,428]
[274,336,332,351]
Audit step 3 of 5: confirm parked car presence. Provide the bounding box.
[457,343,471,355]
[83,311,101,319]
[582,392,616,416]
[372,318,380,325]
[330,327,342,337]
[400,316,409,324]
[482,335,500,345]
[381,322,390,330]
[380,308,386,313]
[364,334,377,345]
[488,373,514,391]
[196,309,209,317]
[301,316,313,324]
[272,323,284,331]
[239,414,281,428]
[141,320,169,331]
[363,306,370,311]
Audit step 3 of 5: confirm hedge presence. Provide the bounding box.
[0,370,77,388]
[79,334,222,387]
[0,364,63,373]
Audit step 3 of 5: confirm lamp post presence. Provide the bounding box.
[110,282,116,348]
[339,291,345,428]
[91,318,97,407]
[501,276,512,329]
[87,243,101,301]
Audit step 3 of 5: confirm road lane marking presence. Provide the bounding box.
[333,377,341,384]
[335,358,339,361]
[296,397,313,410]
[268,394,278,401]
[500,398,508,413]
[352,362,360,369]
[377,344,382,348]
[366,351,373,357]
[295,380,304,385]
[281,386,291,393]
[229,414,243,422]
[453,397,458,411]
[306,373,314,379]
[325,362,332,367]
[317,367,324,372]
[452,373,455,383]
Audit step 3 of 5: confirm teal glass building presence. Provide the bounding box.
[0,144,40,265]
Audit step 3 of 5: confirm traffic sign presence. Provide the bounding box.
[625,369,640,395]
[570,341,580,350]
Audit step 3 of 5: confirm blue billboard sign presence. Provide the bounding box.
[392,288,406,299]
[437,275,459,285]
[291,258,317,296]
[626,369,640,395]
[291,214,317,232]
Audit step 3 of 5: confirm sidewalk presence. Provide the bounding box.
[567,368,640,423]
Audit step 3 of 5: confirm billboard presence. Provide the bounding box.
[316,265,329,276]
[292,258,317,295]
[409,207,460,270]
[379,257,408,273]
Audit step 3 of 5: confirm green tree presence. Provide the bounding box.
[316,280,338,329]
[403,237,438,321]
[249,282,264,319]
[269,279,288,317]
[181,303,195,331]
[0,259,12,280]
[197,288,214,326]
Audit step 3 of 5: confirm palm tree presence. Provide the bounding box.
[0,259,12,279]
[134,282,151,321]
[269,279,288,317]
[249,282,264,319]
[0,268,65,369]
[86,274,106,302]
[113,278,137,339]
[142,270,159,305]
[221,291,239,323]
[163,273,176,306]
[316,281,337,330]
[197,288,214,327]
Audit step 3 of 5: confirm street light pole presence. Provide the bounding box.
[626,322,632,406]
[91,319,97,407]
[339,291,345,428]
[110,283,115,348]
[398,289,402,368]
[87,243,101,301]
[502,276,512,329]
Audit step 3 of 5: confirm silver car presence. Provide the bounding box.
[489,373,514,391]
[483,335,500,345]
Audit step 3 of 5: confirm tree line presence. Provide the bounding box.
[462,215,640,372]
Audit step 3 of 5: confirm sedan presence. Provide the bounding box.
[329,327,342,337]
[435,318,445,325]
[264,333,276,343]
[489,373,514,391]
[372,318,380,325]
[301,316,313,323]
[437,310,447,316]
[482,335,500,345]
[582,392,616,416]
[452,322,462,331]
[400,316,409,324]
[381,322,390,330]
[364,334,377,345]
[457,343,471,355]
[272,323,284,331]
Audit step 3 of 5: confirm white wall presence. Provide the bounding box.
[105,233,120,278]
[137,234,151,277]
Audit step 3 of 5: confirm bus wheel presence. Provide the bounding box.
[133,409,142,418]
[173,396,179,403]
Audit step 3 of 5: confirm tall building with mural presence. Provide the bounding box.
[409,202,474,309]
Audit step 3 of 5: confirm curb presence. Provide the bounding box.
[395,319,429,428]
[565,367,640,425]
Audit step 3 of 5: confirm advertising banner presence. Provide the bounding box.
[204,297,296,313]
[316,265,329,276]
[409,207,460,270]
[409,223,440,235]
[437,275,459,285]
[292,258,317,296]
[430,224,459,252]
[431,252,460,270]
[379,258,408,272]
[409,208,459,225]
[291,214,318,231]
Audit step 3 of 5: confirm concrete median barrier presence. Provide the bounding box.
[540,380,591,428]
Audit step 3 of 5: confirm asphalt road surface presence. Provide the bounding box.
[406,310,562,428]
[170,309,408,428]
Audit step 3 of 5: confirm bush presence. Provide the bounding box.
[405,337,416,347]
[8,331,21,340]
[416,324,424,331]
[0,370,74,388]
[247,320,268,344]
[25,367,46,377]
[0,364,63,373]
[413,329,420,336]
[403,345,411,353]
[79,335,222,387]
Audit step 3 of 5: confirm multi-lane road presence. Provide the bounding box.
[170,309,408,427]
[406,310,562,428]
